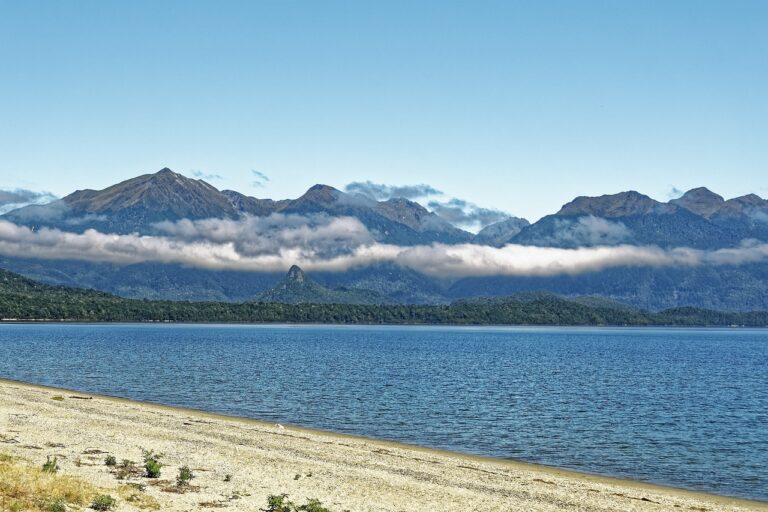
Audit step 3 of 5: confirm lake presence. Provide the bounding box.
[0,324,766,501]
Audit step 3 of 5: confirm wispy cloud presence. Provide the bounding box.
[427,198,511,230]
[0,188,58,215]
[533,216,631,247]
[343,180,514,230]
[667,186,684,199]
[191,170,223,181]
[251,170,270,188]
[1,218,767,278]
[344,181,442,201]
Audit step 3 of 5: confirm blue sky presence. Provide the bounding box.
[1,0,766,221]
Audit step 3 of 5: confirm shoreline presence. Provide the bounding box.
[1,377,766,511]
[1,320,767,330]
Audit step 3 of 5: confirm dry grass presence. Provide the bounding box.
[0,452,98,511]
[118,484,160,510]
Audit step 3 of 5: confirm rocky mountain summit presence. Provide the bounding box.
[255,265,387,304]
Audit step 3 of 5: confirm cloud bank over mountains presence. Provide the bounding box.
[1,216,767,278]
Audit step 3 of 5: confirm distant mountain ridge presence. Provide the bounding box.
[4,168,474,245]
[504,188,768,249]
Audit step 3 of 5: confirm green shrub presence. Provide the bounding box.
[298,499,332,512]
[115,459,138,480]
[176,465,194,487]
[264,495,332,512]
[90,494,116,511]
[265,494,294,512]
[43,499,67,512]
[145,459,161,479]
[42,456,59,474]
[104,455,117,467]
[141,449,163,479]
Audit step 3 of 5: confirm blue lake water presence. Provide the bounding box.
[0,324,766,501]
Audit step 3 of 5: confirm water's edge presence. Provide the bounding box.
[2,320,768,329]
[2,376,765,508]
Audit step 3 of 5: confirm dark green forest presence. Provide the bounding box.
[2,268,768,327]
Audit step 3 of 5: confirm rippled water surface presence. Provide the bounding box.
[1,324,766,500]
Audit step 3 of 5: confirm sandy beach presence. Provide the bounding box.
[0,378,765,512]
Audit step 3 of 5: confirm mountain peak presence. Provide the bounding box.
[287,265,305,283]
[728,193,765,206]
[8,167,240,232]
[557,191,665,218]
[473,217,531,247]
[255,264,386,304]
[292,184,341,206]
[670,187,724,218]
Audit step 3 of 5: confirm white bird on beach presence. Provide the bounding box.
[276,423,285,432]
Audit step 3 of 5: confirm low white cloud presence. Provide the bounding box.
[543,216,631,247]
[153,213,372,259]
[748,209,768,224]
[2,218,768,278]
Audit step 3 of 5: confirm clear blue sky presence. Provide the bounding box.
[1,0,766,221]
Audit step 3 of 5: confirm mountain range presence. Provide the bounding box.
[2,167,768,310]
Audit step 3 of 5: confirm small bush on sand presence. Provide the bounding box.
[114,459,140,480]
[264,494,293,512]
[104,455,117,467]
[90,494,116,510]
[299,499,332,512]
[223,474,232,482]
[264,495,332,512]
[42,456,59,474]
[141,450,163,479]
[176,466,194,487]
[43,498,67,512]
